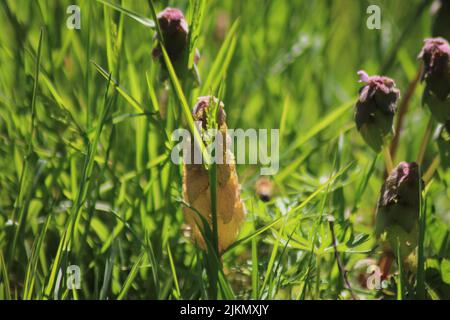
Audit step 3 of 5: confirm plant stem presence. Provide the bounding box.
[390,66,421,159]
[417,117,434,165]
[423,155,440,184]
[416,177,426,300]
[396,237,405,300]
[382,144,394,174]
[208,161,219,299]
[328,218,358,300]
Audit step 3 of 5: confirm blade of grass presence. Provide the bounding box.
[96,0,155,28]
[0,251,11,300]
[218,269,235,299]
[92,61,144,113]
[352,154,378,211]
[225,163,353,254]
[8,28,44,265]
[99,240,117,300]
[284,100,354,157]
[117,251,145,300]
[416,173,426,299]
[145,230,160,299]
[44,76,114,299]
[208,161,219,298]
[201,19,240,93]
[397,237,405,300]
[224,218,282,254]
[423,155,440,185]
[187,0,206,69]
[23,214,52,299]
[178,199,233,299]
[251,237,258,299]
[289,163,353,215]
[382,144,394,174]
[416,117,434,165]
[166,243,181,299]
[259,235,280,299]
[156,43,211,165]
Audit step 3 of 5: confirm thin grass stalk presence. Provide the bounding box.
[417,117,434,164]
[251,237,258,299]
[390,66,422,159]
[328,218,358,300]
[397,237,405,300]
[44,76,113,299]
[208,161,219,299]
[382,144,394,174]
[8,28,44,265]
[423,155,440,184]
[166,243,181,299]
[416,176,426,299]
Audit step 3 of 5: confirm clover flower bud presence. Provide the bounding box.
[354,71,400,152]
[418,38,450,122]
[152,8,188,61]
[152,8,200,74]
[375,162,422,261]
[193,96,226,131]
[182,96,245,253]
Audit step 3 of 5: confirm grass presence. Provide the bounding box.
[0,0,449,300]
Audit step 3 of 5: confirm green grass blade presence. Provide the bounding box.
[99,241,117,300]
[166,243,181,299]
[285,100,354,156]
[201,19,240,93]
[117,251,145,300]
[218,269,235,300]
[8,27,44,265]
[0,251,11,300]
[158,44,211,165]
[224,218,282,254]
[416,176,426,299]
[251,237,258,299]
[187,0,206,69]
[288,163,353,215]
[397,237,405,300]
[259,236,280,299]
[145,230,160,299]
[92,61,144,113]
[96,0,155,28]
[23,214,52,299]
[44,76,114,299]
[226,163,353,254]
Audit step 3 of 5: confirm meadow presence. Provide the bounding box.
[0,0,449,300]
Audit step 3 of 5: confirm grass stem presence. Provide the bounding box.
[423,155,440,185]
[416,177,426,300]
[417,117,434,165]
[382,144,394,174]
[390,66,421,158]
[328,218,358,300]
